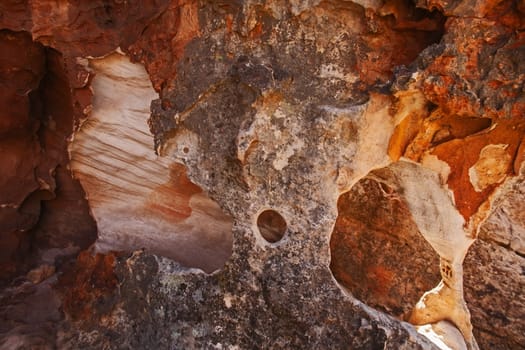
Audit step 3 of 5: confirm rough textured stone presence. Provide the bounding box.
[332,170,525,349]
[464,238,525,350]
[0,0,524,349]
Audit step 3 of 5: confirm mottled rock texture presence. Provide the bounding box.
[0,0,524,349]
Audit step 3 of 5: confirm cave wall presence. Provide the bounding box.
[0,0,524,349]
[68,52,233,272]
[0,29,97,283]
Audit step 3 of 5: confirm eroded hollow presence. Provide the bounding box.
[257,209,287,243]
[0,31,97,284]
[68,53,233,273]
[329,175,440,319]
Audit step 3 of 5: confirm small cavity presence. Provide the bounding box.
[257,209,287,243]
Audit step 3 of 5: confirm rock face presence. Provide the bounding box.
[68,53,233,273]
[330,176,441,320]
[0,1,524,350]
[0,29,96,283]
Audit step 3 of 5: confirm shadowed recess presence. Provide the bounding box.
[257,209,287,243]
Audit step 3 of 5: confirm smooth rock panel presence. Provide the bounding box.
[69,53,232,273]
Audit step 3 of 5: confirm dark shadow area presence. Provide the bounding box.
[330,175,440,319]
[257,209,287,243]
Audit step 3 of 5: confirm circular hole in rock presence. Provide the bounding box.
[257,209,287,243]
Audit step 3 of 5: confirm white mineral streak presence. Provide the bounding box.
[223,294,233,308]
[356,83,482,349]
[326,87,483,349]
[319,63,359,83]
[391,162,472,262]
[387,162,478,350]
[325,94,395,194]
[416,321,467,350]
[68,53,232,272]
[351,94,395,187]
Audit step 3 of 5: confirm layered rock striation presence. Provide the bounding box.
[0,0,524,349]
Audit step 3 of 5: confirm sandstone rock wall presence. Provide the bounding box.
[0,0,524,349]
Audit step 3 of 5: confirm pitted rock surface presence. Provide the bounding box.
[0,0,524,349]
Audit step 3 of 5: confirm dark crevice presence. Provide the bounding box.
[0,33,97,285]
